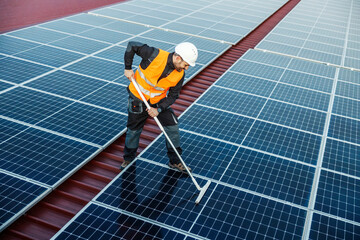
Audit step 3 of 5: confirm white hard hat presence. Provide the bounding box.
[175,42,198,67]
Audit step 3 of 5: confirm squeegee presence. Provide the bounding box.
[131,77,211,204]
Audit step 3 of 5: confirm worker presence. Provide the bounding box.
[122,41,198,173]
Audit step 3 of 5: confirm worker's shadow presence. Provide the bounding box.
[115,162,188,239]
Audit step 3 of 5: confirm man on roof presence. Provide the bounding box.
[122,41,198,173]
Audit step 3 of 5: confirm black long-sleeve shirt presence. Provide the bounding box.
[124,41,184,111]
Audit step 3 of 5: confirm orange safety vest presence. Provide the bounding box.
[129,49,184,104]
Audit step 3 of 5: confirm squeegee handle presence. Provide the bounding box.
[130,77,201,190]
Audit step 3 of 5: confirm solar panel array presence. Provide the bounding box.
[0,0,252,230]
[256,0,360,69]
[2,0,358,238]
[52,0,359,239]
[90,0,287,44]
[54,47,359,239]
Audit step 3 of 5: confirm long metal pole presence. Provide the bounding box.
[130,77,201,190]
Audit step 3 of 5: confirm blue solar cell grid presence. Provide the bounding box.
[0,57,53,84]
[315,170,360,223]
[73,160,308,240]
[141,131,238,181]
[91,0,289,44]
[255,0,360,69]
[310,213,360,240]
[2,0,360,238]
[0,0,239,233]
[54,203,189,240]
[0,173,50,231]
[0,126,98,186]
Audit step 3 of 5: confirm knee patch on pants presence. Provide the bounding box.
[164,125,180,148]
[125,128,142,149]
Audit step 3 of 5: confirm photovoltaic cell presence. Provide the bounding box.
[191,184,307,240]
[66,13,115,26]
[196,86,267,118]
[53,203,189,240]
[65,57,125,82]
[95,161,212,231]
[328,115,360,144]
[37,102,127,145]
[78,28,132,44]
[0,57,53,84]
[40,19,94,34]
[0,173,49,231]
[140,29,198,46]
[230,60,285,81]
[94,45,127,63]
[50,36,110,54]
[141,131,238,181]
[15,45,84,68]
[25,70,108,100]
[81,83,129,113]
[221,147,314,206]
[315,170,360,222]
[100,20,150,35]
[270,84,330,111]
[241,49,292,68]
[332,96,360,120]
[336,81,360,100]
[310,213,360,240]
[323,138,360,178]
[214,72,277,97]
[180,104,254,144]
[7,27,70,44]
[259,100,326,134]
[298,48,342,65]
[0,87,73,124]
[288,59,336,79]
[0,35,40,55]
[0,127,98,186]
[280,70,334,93]
[243,121,322,165]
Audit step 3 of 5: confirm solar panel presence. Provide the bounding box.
[315,170,359,222]
[0,35,40,55]
[141,131,238,181]
[0,172,50,232]
[310,213,360,240]
[7,26,70,44]
[36,103,127,146]
[53,203,196,239]
[0,121,99,186]
[0,56,53,84]
[15,45,84,67]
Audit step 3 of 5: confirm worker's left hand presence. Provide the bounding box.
[146,107,159,118]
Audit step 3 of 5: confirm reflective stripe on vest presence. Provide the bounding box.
[138,68,165,91]
[136,83,163,98]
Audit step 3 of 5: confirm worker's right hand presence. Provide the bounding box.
[124,69,134,80]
